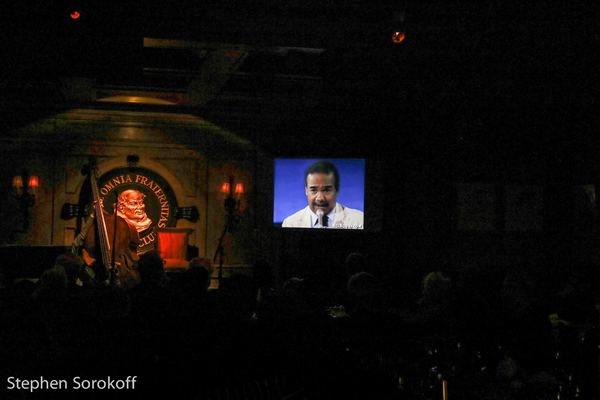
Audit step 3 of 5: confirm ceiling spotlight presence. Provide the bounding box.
[391,31,406,44]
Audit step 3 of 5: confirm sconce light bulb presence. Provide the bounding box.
[28,175,39,190]
[221,182,231,194]
[234,183,244,195]
[13,175,24,189]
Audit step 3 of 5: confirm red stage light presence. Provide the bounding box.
[70,10,81,20]
[391,31,406,44]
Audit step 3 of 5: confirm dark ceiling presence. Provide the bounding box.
[2,1,598,158]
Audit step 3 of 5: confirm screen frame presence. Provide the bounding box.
[272,157,368,230]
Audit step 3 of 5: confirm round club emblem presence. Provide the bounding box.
[97,167,178,253]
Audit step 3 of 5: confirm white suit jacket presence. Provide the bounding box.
[282,203,364,229]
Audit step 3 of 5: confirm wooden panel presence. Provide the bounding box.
[154,157,198,198]
[64,227,76,247]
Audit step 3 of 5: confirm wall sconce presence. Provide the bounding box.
[12,172,39,230]
[12,176,24,196]
[220,176,244,212]
[215,176,245,285]
[234,182,245,197]
[220,181,230,194]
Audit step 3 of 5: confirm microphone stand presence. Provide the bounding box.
[213,187,238,287]
[214,224,227,287]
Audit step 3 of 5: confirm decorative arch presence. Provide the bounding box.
[95,157,188,206]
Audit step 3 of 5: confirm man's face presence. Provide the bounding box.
[121,191,147,221]
[305,172,338,215]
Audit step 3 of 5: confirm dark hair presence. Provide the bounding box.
[137,250,165,284]
[304,161,340,191]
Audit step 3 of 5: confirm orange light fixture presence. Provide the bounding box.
[234,183,244,196]
[12,175,24,190]
[28,176,39,193]
[220,182,230,194]
[70,10,81,20]
[391,31,406,44]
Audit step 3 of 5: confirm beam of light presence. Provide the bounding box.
[97,96,176,105]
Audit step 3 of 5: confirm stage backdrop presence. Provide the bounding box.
[0,108,263,277]
[273,158,365,224]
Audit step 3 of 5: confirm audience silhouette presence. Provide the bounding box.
[0,250,598,399]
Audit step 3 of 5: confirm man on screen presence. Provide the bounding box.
[282,161,364,229]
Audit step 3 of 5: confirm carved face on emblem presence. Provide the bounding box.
[117,189,153,232]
